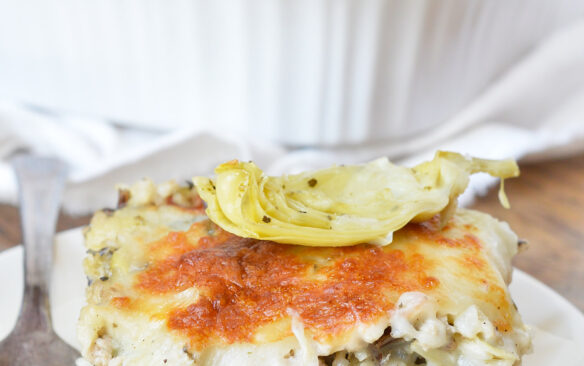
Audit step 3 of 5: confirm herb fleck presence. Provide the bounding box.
[284,349,295,359]
[117,189,131,208]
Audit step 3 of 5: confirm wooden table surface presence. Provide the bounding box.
[1,153,583,312]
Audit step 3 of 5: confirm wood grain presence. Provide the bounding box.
[0,206,90,250]
[0,153,583,311]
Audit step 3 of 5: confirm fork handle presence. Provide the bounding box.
[12,157,67,332]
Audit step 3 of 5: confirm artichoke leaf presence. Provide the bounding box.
[193,151,519,247]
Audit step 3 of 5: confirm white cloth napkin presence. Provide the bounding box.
[1,20,584,215]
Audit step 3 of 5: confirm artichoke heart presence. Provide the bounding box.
[193,151,519,247]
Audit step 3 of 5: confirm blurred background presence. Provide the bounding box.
[0,1,583,309]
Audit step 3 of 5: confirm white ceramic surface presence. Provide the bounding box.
[1,1,584,145]
[0,228,583,364]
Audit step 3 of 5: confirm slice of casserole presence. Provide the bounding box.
[78,179,530,366]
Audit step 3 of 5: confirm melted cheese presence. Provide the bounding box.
[77,180,530,366]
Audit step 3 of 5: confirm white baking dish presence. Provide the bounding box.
[0,0,582,146]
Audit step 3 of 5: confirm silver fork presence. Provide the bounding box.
[0,157,80,365]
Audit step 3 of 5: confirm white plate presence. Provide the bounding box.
[1,228,583,364]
